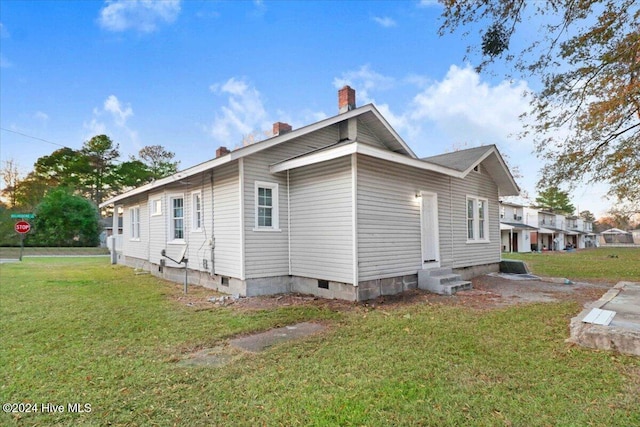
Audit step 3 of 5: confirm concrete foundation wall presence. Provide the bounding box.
[454,262,499,281]
[115,253,491,301]
[357,275,418,301]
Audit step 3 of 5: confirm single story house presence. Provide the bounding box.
[101,87,519,301]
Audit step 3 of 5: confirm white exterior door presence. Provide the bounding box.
[420,191,440,267]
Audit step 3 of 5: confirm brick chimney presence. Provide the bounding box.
[216,146,230,158]
[272,122,292,136]
[338,85,356,113]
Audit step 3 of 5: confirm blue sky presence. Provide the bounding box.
[0,0,611,216]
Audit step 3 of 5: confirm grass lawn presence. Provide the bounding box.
[502,247,640,283]
[1,257,639,426]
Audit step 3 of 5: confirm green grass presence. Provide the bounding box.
[1,258,639,426]
[0,247,109,258]
[503,247,640,283]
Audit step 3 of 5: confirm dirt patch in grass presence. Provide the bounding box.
[168,274,614,314]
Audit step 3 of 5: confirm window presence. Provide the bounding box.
[254,181,279,230]
[170,196,184,241]
[467,199,474,239]
[151,199,162,216]
[130,207,140,240]
[192,191,202,231]
[466,196,489,242]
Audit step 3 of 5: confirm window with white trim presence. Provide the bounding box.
[151,199,162,216]
[130,206,140,239]
[170,196,185,241]
[254,181,279,230]
[466,196,489,242]
[192,191,202,231]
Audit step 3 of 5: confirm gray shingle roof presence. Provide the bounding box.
[422,145,495,173]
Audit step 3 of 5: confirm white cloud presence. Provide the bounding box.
[34,111,49,122]
[417,0,440,7]
[103,95,133,126]
[409,64,533,151]
[98,0,181,33]
[372,16,396,28]
[0,54,12,68]
[0,23,12,68]
[208,77,271,145]
[0,23,9,38]
[84,95,139,154]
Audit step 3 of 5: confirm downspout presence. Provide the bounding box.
[351,154,359,300]
[210,171,215,275]
[287,169,291,276]
[449,176,454,267]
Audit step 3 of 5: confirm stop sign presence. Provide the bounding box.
[15,221,31,234]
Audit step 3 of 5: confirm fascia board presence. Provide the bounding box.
[270,143,358,173]
[100,155,232,207]
[270,142,464,177]
[367,106,418,159]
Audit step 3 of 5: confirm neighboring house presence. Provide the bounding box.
[600,228,634,246]
[98,216,123,247]
[100,87,519,301]
[499,202,538,253]
[519,207,597,251]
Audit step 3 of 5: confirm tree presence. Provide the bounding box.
[32,147,90,191]
[80,134,120,207]
[439,1,640,207]
[579,210,596,222]
[32,187,100,247]
[114,160,154,189]
[138,145,179,180]
[534,186,575,215]
[0,159,21,207]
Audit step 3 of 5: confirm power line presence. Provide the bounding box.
[0,127,72,149]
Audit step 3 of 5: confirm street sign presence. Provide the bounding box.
[11,213,35,219]
[15,221,31,234]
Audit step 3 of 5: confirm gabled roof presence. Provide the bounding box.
[422,146,495,173]
[601,228,631,235]
[100,107,519,207]
[101,104,414,207]
[422,145,520,197]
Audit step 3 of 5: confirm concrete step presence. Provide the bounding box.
[440,280,473,295]
[418,269,473,295]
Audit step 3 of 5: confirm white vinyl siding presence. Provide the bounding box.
[148,192,165,264]
[243,126,339,279]
[212,162,242,278]
[450,164,500,268]
[356,155,426,281]
[356,155,500,276]
[121,198,149,261]
[290,156,353,284]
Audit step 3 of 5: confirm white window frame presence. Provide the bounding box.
[254,181,279,231]
[191,191,203,232]
[129,206,140,240]
[466,196,490,243]
[151,198,162,216]
[169,194,185,243]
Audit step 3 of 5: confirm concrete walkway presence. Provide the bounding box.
[568,281,640,356]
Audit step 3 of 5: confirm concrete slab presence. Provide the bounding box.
[229,322,326,353]
[568,281,640,356]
